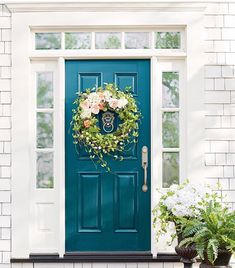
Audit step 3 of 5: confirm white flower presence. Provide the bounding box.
[80,99,91,109]
[172,205,186,217]
[103,90,112,101]
[88,92,100,104]
[80,109,91,119]
[161,181,213,218]
[169,184,178,192]
[117,98,128,109]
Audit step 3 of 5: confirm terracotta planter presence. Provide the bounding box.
[199,249,232,268]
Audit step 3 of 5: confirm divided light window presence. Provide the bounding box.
[36,72,54,188]
[162,72,180,188]
[34,31,183,50]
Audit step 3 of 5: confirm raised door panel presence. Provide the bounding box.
[114,72,138,96]
[78,173,101,233]
[114,173,138,232]
[78,73,102,92]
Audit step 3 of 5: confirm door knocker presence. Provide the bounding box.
[102,111,115,133]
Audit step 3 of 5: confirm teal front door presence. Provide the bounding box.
[65,59,151,252]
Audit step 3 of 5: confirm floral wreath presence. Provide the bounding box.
[72,83,141,171]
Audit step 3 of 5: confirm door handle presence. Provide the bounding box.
[142,146,148,192]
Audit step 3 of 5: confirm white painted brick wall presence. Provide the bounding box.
[0,2,234,268]
[0,4,11,268]
[205,2,235,211]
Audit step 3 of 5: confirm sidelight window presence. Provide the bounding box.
[35,71,54,188]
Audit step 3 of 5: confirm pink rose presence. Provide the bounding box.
[91,104,100,114]
[109,99,119,109]
[98,103,104,110]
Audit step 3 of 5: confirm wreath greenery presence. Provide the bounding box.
[71,83,141,171]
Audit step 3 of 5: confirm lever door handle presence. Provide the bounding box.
[142,146,148,192]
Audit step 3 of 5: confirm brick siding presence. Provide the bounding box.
[204,2,235,209]
[0,4,11,268]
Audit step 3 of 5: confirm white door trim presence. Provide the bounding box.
[10,5,205,258]
[7,1,207,13]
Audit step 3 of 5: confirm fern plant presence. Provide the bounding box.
[179,201,235,264]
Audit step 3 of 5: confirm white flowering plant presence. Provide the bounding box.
[71,83,141,171]
[152,180,218,244]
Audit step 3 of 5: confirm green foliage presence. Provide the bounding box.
[152,180,221,245]
[37,73,53,108]
[96,34,121,49]
[155,32,181,49]
[104,36,121,49]
[36,33,61,49]
[65,33,91,49]
[37,112,53,148]
[179,201,235,264]
[65,33,77,49]
[36,152,53,188]
[162,112,179,148]
[162,152,179,188]
[71,83,141,171]
[162,72,179,108]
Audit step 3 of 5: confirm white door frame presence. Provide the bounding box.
[8,2,206,258]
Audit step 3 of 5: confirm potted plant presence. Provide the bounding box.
[153,180,216,263]
[153,180,214,242]
[179,200,235,267]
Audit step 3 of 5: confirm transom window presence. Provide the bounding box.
[34,30,184,50]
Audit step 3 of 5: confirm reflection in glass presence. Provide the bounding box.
[35,33,61,50]
[65,32,91,49]
[37,112,53,148]
[37,72,53,108]
[95,32,121,49]
[163,152,179,188]
[37,152,53,188]
[162,72,179,108]
[162,112,179,148]
[155,32,181,49]
[125,32,150,49]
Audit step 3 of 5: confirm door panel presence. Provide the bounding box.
[114,173,138,231]
[78,173,101,232]
[65,59,150,252]
[114,72,138,96]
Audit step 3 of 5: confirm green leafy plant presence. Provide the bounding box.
[179,201,235,264]
[152,180,216,244]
